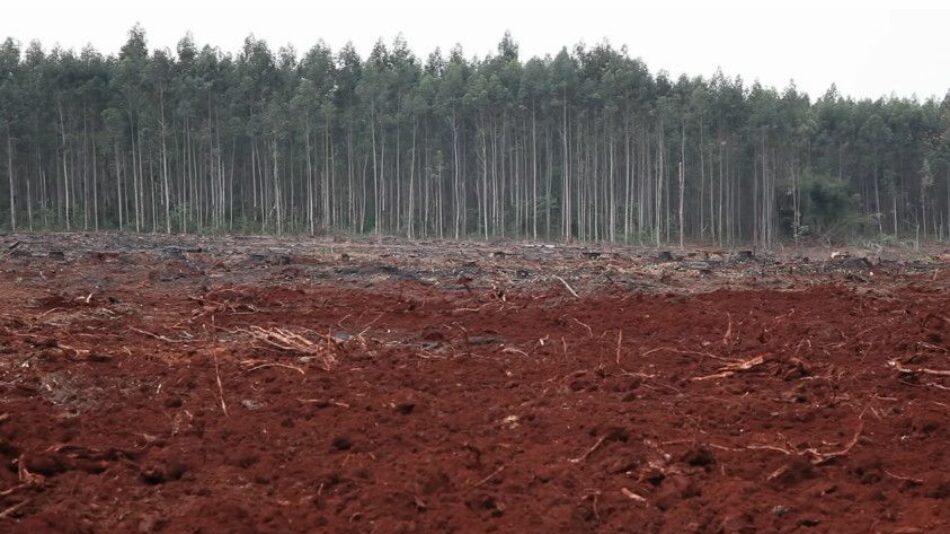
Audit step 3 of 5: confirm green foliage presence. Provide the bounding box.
[798,172,862,237]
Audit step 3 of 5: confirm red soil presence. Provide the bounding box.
[0,235,947,533]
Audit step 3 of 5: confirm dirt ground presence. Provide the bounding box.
[0,233,948,533]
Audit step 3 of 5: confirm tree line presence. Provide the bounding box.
[1,26,949,247]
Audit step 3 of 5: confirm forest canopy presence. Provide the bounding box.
[1,26,949,246]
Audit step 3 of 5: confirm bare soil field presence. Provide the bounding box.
[0,233,948,533]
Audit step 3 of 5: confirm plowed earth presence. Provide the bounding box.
[0,234,948,533]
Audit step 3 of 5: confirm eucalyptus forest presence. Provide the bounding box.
[1,26,949,247]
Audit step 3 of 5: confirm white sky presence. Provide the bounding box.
[4,0,949,101]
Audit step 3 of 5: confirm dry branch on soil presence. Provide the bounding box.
[692,354,767,381]
[754,417,866,467]
[241,326,341,371]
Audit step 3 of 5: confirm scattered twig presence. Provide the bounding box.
[640,346,736,363]
[130,327,193,344]
[916,341,948,353]
[803,418,865,464]
[0,484,26,497]
[615,331,623,367]
[884,469,923,485]
[356,313,384,339]
[567,316,594,337]
[888,360,950,377]
[620,487,647,504]
[37,307,63,318]
[212,349,228,417]
[748,417,865,465]
[554,276,579,299]
[692,354,766,381]
[17,454,42,485]
[722,312,733,345]
[241,325,339,371]
[0,499,31,520]
[244,363,306,375]
[472,465,505,487]
[725,354,766,371]
[569,435,608,464]
[57,343,90,358]
[749,444,796,456]
[298,398,350,408]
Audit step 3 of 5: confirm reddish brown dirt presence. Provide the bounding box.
[0,235,948,533]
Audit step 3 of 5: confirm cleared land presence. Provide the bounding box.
[0,234,948,533]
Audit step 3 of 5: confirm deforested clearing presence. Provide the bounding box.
[0,233,947,532]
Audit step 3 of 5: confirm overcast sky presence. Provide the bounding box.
[3,0,948,101]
